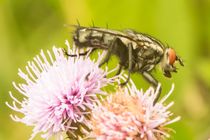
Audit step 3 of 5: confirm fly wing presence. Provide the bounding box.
[124,29,155,44]
[124,29,164,72]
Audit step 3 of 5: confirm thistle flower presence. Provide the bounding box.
[89,79,180,140]
[6,41,115,140]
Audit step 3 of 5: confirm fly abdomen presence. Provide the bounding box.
[73,27,116,50]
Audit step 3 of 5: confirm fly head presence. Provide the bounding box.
[160,48,184,78]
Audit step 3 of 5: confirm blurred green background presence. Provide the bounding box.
[0,0,210,139]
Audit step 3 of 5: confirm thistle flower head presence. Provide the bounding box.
[6,41,114,139]
[89,80,180,140]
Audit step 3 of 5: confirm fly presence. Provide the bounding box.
[66,25,184,103]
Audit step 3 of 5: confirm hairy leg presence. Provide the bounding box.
[142,71,161,104]
[120,43,133,86]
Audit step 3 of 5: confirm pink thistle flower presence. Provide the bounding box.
[6,41,115,140]
[89,79,180,140]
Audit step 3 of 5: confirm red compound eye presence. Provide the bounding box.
[168,48,176,65]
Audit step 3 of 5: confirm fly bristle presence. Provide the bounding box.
[106,23,109,29]
[76,19,80,27]
[91,19,95,27]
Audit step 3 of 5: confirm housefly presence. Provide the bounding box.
[66,26,184,103]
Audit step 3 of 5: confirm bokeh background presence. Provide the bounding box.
[0,0,210,139]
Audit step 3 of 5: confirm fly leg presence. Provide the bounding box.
[99,37,118,67]
[115,64,123,76]
[142,71,161,104]
[64,48,97,57]
[120,43,133,86]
